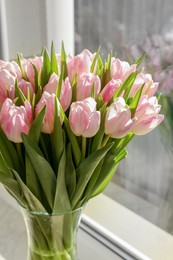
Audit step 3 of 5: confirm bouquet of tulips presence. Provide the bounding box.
[0,43,164,214]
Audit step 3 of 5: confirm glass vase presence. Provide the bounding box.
[22,207,83,260]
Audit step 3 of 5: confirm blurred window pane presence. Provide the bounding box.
[75,0,173,235]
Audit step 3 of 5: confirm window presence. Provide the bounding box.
[74,0,173,254]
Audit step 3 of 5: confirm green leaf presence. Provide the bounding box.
[91,162,118,198]
[135,52,147,68]
[71,142,113,209]
[53,145,71,213]
[0,172,27,208]
[17,53,27,79]
[71,74,77,102]
[101,66,111,89]
[65,144,76,200]
[80,159,103,205]
[29,106,46,143]
[39,134,52,163]
[51,42,58,75]
[90,46,101,73]
[41,48,51,87]
[61,42,68,79]
[91,84,95,98]
[113,71,138,100]
[32,63,39,92]
[56,71,63,100]
[97,55,103,76]
[63,112,82,166]
[12,169,46,212]
[130,83,145,117]
[123,71,138,101]
[91,147,128,198]
[113,133,134,156]
[107,51,112,71]
[0,128,20,172]
[0,152,12,176]
[35,85,43,105]
[25,153,42,203]
[51,98,64,172]
[91,106,107,153]
[14,79,27,106]
[22,134,56,209]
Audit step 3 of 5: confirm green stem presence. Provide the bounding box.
[82,137,86,159]
[101,135,109,147]
[16,143,24,165]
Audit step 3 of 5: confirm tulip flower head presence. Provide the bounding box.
[129,73,159,98]
[105,97,136,138]
[44,73,72,111]
[67,49,93,82]
[111,58,136,81]
[101,78,122,103]
[35,91,61,134]
[69,97,100,137]
[0,99,32,143]
[132,96,164,135]
[77,73,101,100]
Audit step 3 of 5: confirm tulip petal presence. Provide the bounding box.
[83,111,101,137]
[132,114,164,135]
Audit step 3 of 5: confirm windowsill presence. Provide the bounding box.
[1,184,173,259]
[83,194,173,260]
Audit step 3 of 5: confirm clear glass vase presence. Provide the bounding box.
[22,207,83,260]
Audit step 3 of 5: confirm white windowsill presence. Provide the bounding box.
[83,194,173,260]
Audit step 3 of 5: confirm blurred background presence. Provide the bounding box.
[1,0,173,235]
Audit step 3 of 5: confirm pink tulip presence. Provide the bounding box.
[18,79,34,101]
[35,91,62,134]
[105,97,136,138]
[101,79,122,103]
[76,73,101,100]
[111,58,136,81]
[0,69,16,106]
[131,96,164,135]
[60,77,72,111]
[129,73,159,98]
[0,99,33,143]
[22,56,43,87]
[44,73,72,111]
[69,97,100,137]
[67,49,93,82]
[0,60,22,80]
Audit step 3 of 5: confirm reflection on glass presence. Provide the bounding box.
[75,0,173,235]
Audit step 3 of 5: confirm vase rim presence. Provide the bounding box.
[20,205,85,216]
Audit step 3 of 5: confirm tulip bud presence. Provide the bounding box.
[0,99,33,143]
[101,79,122,103]
[69,97,100,137]
[0,69,15,106]
[18,79,34,101]
[0,60,22,80]
[105,97,136,138]
[22,56,43,87]
[35,91,59,134]
[111,58,136,81]
[44,73,72,111]
[77,73,101,100]
[129,73,159,98]
[131,96,164,135]
[67,49,93,82]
